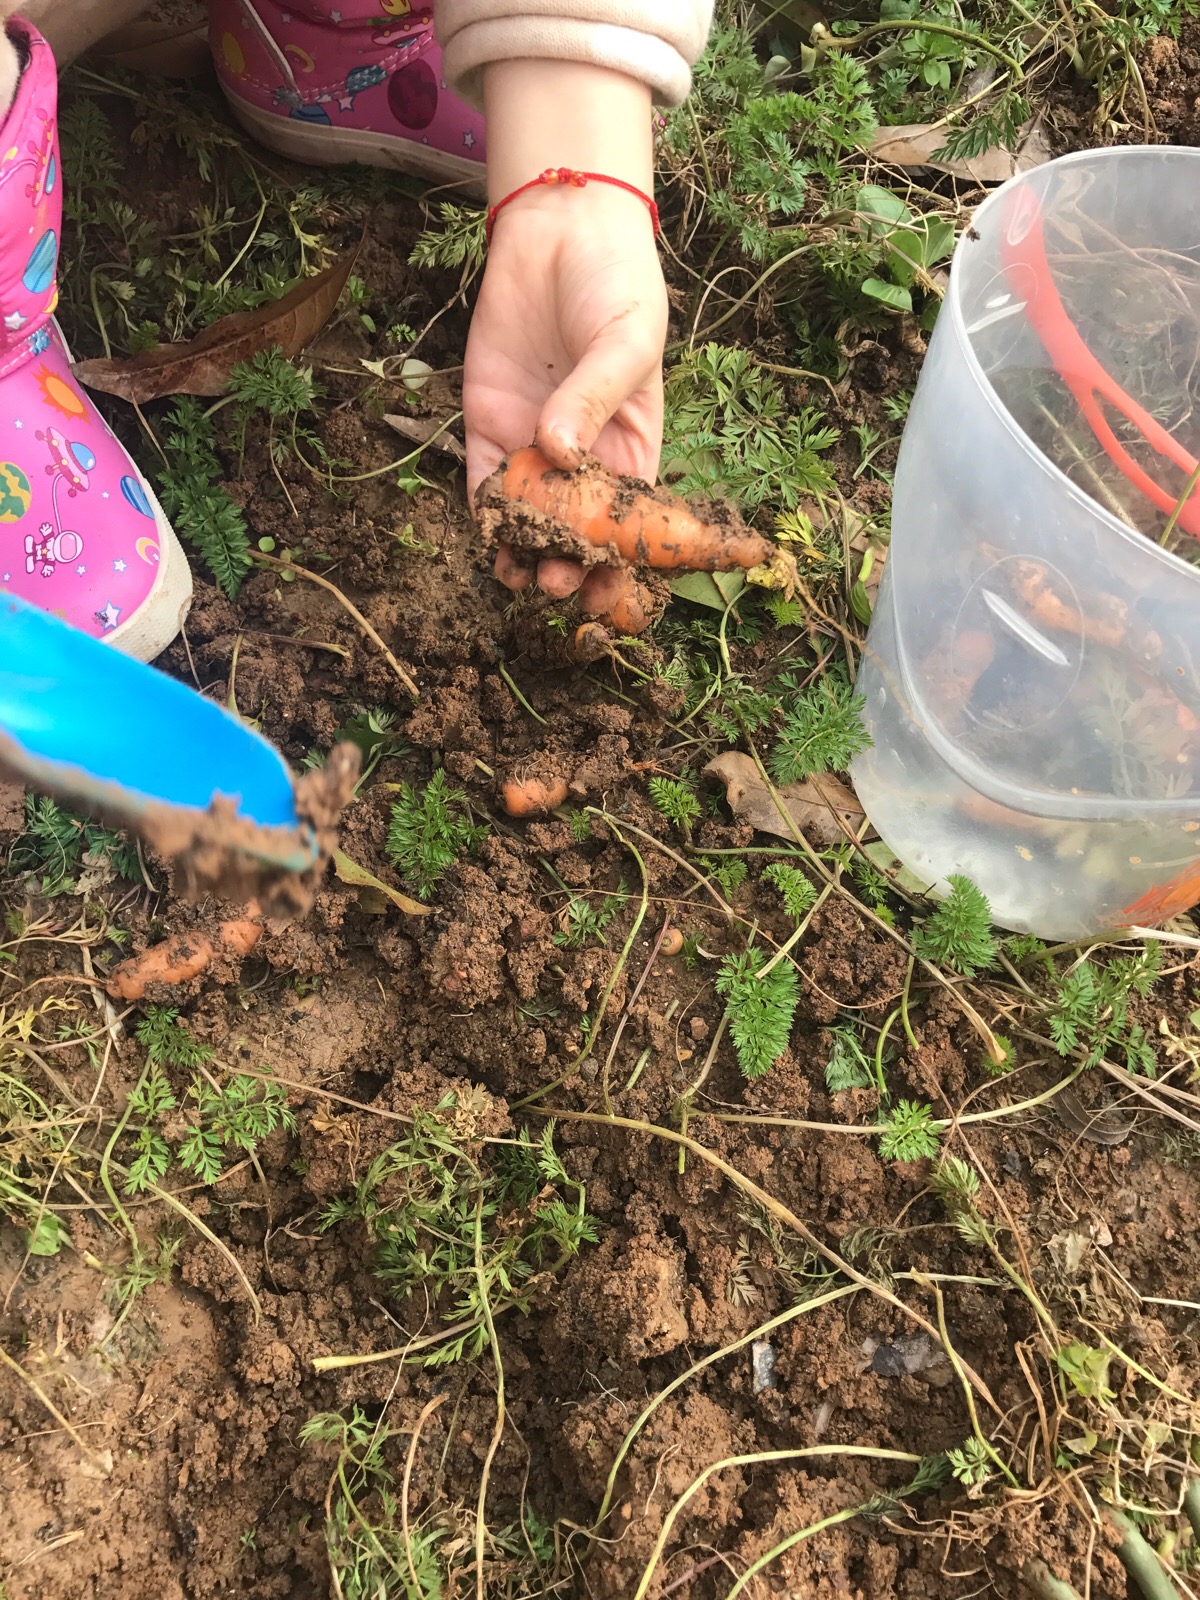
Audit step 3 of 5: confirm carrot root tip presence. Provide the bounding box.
[746,549,800,599]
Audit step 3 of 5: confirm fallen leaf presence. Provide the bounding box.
[705,751,866,848]
[846,508,888,624]
[1047,1231,1091,1277]
[73,241,362,402]
[871,116,1051,185]
[768,0,828,35]
[384,414,467,463]
[398,358,433,392]
[1053,1085,1134,1147]
[89,13,209,77]
[333,849,430,917]
[671,570,748,612]
[861,839,934,899]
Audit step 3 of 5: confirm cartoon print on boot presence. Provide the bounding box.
[388,57,438,130]
[0,104,55,205]
[25,519,82,578]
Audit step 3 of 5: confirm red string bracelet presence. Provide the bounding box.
[486,167,660,245]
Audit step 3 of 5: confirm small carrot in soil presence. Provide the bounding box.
[107,908,264,1000]
[583,572,659,636]
[572,622,613,662]
[502,775,570,817]
[478,446,797,592]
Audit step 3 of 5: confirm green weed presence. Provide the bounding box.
[716,945,799,1079]
[648,775,702,835]
[156,398,252,597]
[110,1232,183,1308]
[666,39,876,265]
[764,861,817,920]
[300,1406,452,1597]
[554,891,623,950]
[768,673,871,783]
[1054,1342,1116,1405]
[385,771,488,899]
[335,708,410,791]
[319,1104,597,1368]
[1046,944,1161,1074]
[825,1024,873,1092]
[300,1400,556,1597]
[568,810,592,843]
[0,1061,72,1256]
[701,856,749,899]
[136,1005,214,1070]
[878,1100,941,1163]
[178,1076,296,1184]
[124,1066,177,1195]
[946,1435,995,1490]
[663,345,840,512]
[409,202,487,273]
[10,795,140,897]
[122,1008,293,1193]
[856,183,955,320]
[912,875,996,977]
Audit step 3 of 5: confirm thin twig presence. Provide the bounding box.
[474,1196,505,1600]
[0,1343,112,1475]
[252,551,419,698]
[532,1105,1001,1414]
[634,1446,921,1600]
[401,1394,446,1593]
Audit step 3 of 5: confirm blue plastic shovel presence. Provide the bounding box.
[0,593,318,875]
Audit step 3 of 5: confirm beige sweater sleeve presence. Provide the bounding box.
[436,2,714,109]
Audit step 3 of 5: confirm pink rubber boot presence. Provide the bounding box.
[210,0,486,189]
[0,20,191,661]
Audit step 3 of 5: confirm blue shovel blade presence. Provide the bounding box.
[0,595,314,868]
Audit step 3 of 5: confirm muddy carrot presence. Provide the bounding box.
[584,573,658,636]
[572,622,613,662]
[1010,559,1128,649]
[502,776,570,818]
[107,910,264,1000]
[482,447,796,587]
[922,627,995,721]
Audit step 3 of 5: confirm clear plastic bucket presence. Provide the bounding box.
[852,148,1200,939]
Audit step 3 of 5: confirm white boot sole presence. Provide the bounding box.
[224,91,487,197]
[105,476,193,664]
[57,322,193,664]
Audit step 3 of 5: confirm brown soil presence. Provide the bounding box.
[3,42,1200,1600]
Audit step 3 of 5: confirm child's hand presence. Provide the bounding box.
[466,59,666,608]
[465,187,667,610]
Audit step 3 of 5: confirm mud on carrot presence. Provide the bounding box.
[106,907,264,1001]
[477,446,798,596]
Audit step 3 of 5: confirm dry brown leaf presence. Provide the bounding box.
[870,117,1051,185]
[384,414,467,463]
[89,12,209,78]
[1053,1084,1134,1147]
[73,241,362,403]
[705,751,866,848]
